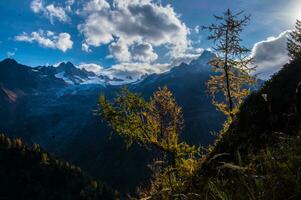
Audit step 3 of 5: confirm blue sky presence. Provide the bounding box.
[0,0,300,78]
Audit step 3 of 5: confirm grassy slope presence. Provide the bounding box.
[183,58,301,199]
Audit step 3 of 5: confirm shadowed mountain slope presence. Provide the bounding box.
[0,51,225,193]
[0,133,118,200]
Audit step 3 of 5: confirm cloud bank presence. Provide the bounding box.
[101,62,171,81]
[15,30,73,52]
[251,30,290,79]
[78,63,104,75]
[77,0,191,63]
[26,0,203,80]
[30,0,72,24]
[25,0,293,83]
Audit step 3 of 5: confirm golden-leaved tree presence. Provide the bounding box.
[203,9,255,120]
[99,87,200,199]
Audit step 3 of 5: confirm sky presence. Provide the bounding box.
[0,0,300,79]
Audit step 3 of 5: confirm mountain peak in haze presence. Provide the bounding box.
[2,58,18,65]
[169,50,214,74]
[0,51,216,87]
[52,62,95,85]
[190,50,215,66]
[56,62,77,72]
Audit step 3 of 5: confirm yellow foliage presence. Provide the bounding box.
[204,9,256,120]
[40,153,49,165]
[99,87,200,199]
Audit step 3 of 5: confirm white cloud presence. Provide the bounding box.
[251,30,290,79]
[131,42,158,63]
[26,0,203,81]
[15,30,73,52]
[53,61,64,67]
[65,0,75,12]
[30,0,70,23]
[78,0,190,63]
[45,4,70,23]
[79,61,171,83]
[46,30,55,37]
[56,33,73,52]
[6,51,15,58]
[171,47,204,66]
[193,25,200,34]
[81,43,91,52]
[109,39,131,62]
[78,63,103,74]
[81,0,110,12]
[31,0,43,13]
[102,62,171,81]
[6,48,18,58]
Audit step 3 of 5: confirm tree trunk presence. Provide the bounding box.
[224,20,234,118]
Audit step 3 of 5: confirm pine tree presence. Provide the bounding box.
[288,20,301,61]
[203,9,255,119]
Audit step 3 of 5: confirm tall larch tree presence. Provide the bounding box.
[288,20,301,61]
[99,87,199,199]
[203,9,255,120]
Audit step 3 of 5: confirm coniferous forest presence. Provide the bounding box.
[1,1,301,200]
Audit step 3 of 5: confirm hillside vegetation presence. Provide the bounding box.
[0,133,118,200]
[2,10,301,200]
[99,54,301,199]
[181,57,301,199]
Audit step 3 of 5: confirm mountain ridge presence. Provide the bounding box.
[0,50,226,193]
[1,50,214,86]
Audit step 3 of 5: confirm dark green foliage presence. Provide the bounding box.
[0,133,118,200]
[202,134,301,200]
[288,20,301,61]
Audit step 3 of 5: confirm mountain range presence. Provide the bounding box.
[0,50,232,192]
[36,61,129,85]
